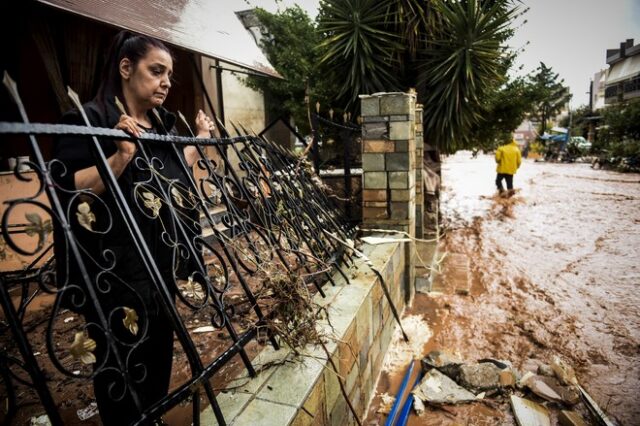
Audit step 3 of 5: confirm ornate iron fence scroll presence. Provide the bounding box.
[0,73,357,426]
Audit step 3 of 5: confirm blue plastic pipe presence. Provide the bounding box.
[384,360,415,426]
[396,371,424,426]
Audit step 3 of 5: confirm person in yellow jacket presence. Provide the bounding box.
[495,137,522,195]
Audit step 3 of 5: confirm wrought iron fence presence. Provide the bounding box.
[0,73,356,426]
[310,110,362,221]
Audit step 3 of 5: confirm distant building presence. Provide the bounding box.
[590,69,608,111]
[514,119,537,148]
[604,39,640,104]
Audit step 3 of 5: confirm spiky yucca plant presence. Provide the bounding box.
[420,0,518,152]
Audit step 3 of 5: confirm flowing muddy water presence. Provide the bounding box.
[366,153,640,425]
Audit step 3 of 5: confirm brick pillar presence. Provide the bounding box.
[360,92,416,303]
[414,103,424,239]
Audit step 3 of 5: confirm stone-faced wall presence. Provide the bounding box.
[360,92,417,237]
[414,103,424,239]
[200,238,406,426]
[360,91,418,304]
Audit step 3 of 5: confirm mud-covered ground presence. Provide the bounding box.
[367,153,640,425]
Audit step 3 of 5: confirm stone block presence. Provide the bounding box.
[363,172,387,189]
[391,189,412,202]
[363,140,394,153]
[329,390,347,426]
[356,295,373,346]
[363,122,388,139]
[360,96,380,117]
[338,325,358,376]
[394,140,409,152]
[389,114,410,122]
[386,153,410,171]
[389,121,413,141]
[380,94,413,115]
[233,398,297,426]
[390,202,409,220]
[358,337,371,376]
[363,207,387,220]
[389,171,410,189]
[363,201,387,208]
[362,153,385,171]
[362,189,387,202]
[363,115,388,123]
[345,364,360,399]
[324,352,341,414]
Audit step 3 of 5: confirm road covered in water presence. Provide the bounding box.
[368,152,640,425]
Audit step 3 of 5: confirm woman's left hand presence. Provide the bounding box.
[195,110,215,138]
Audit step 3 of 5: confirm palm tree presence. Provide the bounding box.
[318,0,521,153]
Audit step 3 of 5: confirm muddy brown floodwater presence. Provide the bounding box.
[366,152,640,426]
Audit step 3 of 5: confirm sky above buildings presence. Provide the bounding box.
[243,0,640,108]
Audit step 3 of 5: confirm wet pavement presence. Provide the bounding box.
[367,152,640,425]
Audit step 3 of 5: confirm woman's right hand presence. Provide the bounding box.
[114,114,140,159]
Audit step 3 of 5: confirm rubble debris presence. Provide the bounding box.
[559,410,587,426]
[192,326,215,333]
[29,415,51,426]
[579,385,616,426]
[499,369,517,388]
[518,371,535,389]
[412,369,477,404]
[459,362,502,391]
[478,358,511,370]
[537,364,555,377]
[412,396,425,416]
[551,356,578,386]
[77,402,99,421]
[526,376,564,403]
[377,393,395,414]
[510,395,550,426]
[421,350,463,380]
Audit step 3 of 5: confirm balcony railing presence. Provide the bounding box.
[0,73,356,426]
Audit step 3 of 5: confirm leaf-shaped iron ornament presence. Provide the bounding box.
[142,191,161,217]
[76,202,96,231]
[171,187,185,208]
[24,212,53,249]
[182,275,205,300]
[122,307,139,336]
[208,262,226,289]
[69,331,97,365]
[207,183,223,205]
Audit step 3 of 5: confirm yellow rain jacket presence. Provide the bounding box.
[495,140,522,174]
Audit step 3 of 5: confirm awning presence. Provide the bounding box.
[36,0,281,79]
[606,54,640,85]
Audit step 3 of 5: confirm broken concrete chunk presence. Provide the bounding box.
[551,356,579,386]
[413,396,426,416]
[537,364,554,377]
[510,395,550,426]
[525,375,580,405]
[499,369,517,388]
[478,358,511,370]
[559,410,587,426]
[412,369,477,404]
[527,377,564,403]
[421,350,463,379]
[518,371,535,389]
[459,362,502,391]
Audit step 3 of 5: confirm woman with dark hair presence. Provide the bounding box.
[52,31,214,425]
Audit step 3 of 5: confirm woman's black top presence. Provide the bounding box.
[52,98,198,315]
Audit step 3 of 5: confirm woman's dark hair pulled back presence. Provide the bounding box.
[95,31,172,107]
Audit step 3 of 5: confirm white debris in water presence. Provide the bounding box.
[377,392,395,414]
[382,315,432,373]
[29,415,51,426]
